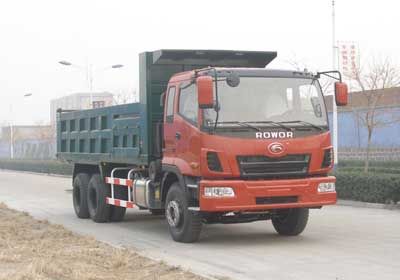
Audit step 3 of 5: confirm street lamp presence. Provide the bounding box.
[111,64,124,69]
[58,61,124,108]
[10,94,33,159]
[58,61,72,66]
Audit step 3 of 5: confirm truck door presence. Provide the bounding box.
[174,82,201,176]
[163,86,177,163]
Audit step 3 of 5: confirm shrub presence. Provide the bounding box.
[335,172,400,204]
[338,160,400,169]
[338,167,400,175]
[0,159,73,175]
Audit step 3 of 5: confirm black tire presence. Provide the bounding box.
[87,174,111,223]
[271,208,309,236]
[72,173,90,218]
[109,186,127,222]
[149,160,162,182]
[165,183,202,243]
[150,209,165,216]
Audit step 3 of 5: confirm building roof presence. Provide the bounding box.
[324,87,400,112]
[50,91,113,102]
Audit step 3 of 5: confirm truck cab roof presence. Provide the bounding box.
[170,68,316,83]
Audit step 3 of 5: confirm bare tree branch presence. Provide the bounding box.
[113,89,137,105]
[350,55,400,172]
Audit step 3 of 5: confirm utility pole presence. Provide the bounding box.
[9,94,33,159]
[58,61,123,109]
[10,105,14,159]
[332,0,339,165]
[87,64,94,107]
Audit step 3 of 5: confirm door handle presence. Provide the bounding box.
[175,132,181,140]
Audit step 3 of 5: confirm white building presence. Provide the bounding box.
[50,92,113,125]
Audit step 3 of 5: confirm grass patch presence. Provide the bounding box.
[0,203,203,280]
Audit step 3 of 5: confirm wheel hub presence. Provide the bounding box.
[166,200,181,227]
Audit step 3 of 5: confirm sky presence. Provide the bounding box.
[0,0,399,125]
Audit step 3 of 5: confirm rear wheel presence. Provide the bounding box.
[72,173,90,218]
[87,174,111,223]
[165,183,202,243]
[109,186,127,222]
[271,208,309,236]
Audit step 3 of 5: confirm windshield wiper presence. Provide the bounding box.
[211,121,261,132]
[245,121,293,131]
[278,120,324,131]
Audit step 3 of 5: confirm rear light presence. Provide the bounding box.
[204,187,235,197]
[321,148,333,168]
[207,152,223,172]
[318,182,335,193]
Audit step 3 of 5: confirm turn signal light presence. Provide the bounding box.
[318,182,335,193]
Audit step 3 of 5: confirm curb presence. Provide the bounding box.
[337,199,400,210]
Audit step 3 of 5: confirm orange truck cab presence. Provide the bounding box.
[59,50,348,243]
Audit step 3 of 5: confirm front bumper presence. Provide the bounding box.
[199,176,336,212]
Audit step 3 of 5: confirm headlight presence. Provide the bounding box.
[318,182,335,193]
[204,187,235,197]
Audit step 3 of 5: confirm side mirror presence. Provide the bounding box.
[226,72,240,87]
[334,82,348,106]
[197,76,214,109]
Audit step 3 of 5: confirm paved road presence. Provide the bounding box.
[0,170,399,280]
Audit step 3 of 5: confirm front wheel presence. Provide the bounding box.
[271,208,309,236]
[165,183,202,243]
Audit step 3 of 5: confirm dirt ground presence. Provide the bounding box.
[0,203,204,280]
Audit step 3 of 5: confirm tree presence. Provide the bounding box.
[34,123,55,159]
[349,57,400,172]
[113,89,137,105]
[285,56,334,95]
[33,121,54,141]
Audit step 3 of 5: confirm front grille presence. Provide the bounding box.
[256,196,298,205]
[237,154,310,178]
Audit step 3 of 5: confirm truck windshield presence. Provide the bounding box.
[203,77,328,129]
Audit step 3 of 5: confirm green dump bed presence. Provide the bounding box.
[57,103,147,165]
[56,49,277,166]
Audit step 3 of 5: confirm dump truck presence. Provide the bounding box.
[57,49,348,243]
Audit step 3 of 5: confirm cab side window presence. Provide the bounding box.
[179,83,198,124]
[166,87,176,123]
